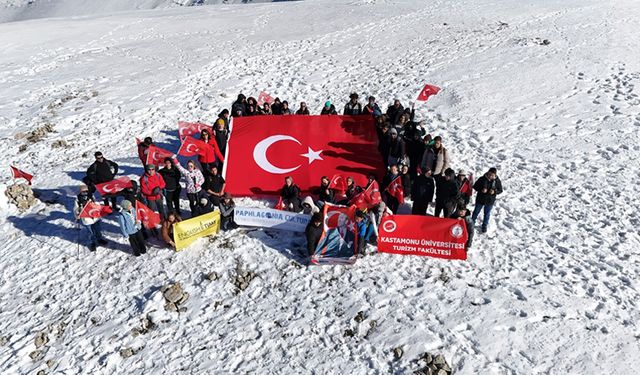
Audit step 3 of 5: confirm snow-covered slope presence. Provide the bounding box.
[0,0,291,23]
[1,0,640,374]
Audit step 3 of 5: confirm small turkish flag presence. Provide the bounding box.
[257,91,273,106]
[178,121,212,139]
[10,166,33,185]
[416,84,441,102]
[328,174,347,193]
[79,201,112,219]
[146,145,174,166]
[95,176,133,196]
[385,176,404,205]
[274,197,286,211]
[349,180,382,209]
[178,136,208,157]
[136,200,161,229]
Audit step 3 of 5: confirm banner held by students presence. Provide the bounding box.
[310,203,358,265]
[378,215,467,260]
[235,206,310,232]
[174,210,221,251]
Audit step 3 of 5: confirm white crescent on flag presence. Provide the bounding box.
[253,135,302,174]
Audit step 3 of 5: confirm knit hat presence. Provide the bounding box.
[200,197,208,205]
[145,164,155,171]
[121,200,132,210]
[325,101,331,107]
[457,169,467,176]
[389,128,398,136]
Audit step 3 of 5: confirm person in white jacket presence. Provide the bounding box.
[173,157,205,216]
[301,196,320,215]
[73,184,107,252]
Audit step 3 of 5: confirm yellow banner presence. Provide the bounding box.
[174,211,221,251]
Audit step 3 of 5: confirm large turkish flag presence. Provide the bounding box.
[225,115,384,196]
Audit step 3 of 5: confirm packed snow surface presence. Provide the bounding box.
[1,0,640,374]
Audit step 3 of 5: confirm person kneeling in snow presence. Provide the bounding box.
[219,192,239,231]
[301,196,320,215]
[161,211,182,250]
[449,204,474,249]
[193,197,214,217]
[74,184,108,252]
[117,200,147,257]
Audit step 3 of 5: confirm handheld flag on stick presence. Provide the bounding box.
[10,166,33,185]
[416,84,441,102]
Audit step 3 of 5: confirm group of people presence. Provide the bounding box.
[74,91,503,257]
[76,145,238,255]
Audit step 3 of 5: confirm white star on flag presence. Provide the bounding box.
[301,147,323,164]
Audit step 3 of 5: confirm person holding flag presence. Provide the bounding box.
[315,176,335,206]
[140,164,166,220]
[74,185,108,252]
[117,200,147,257]
[382,165,404,214]
[84,151,119,209]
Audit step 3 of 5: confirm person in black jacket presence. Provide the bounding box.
[295,102,310,115]
[382,165,401,213]
[320,101,338,115]
[84,151,119,209]
[214,119,229,157]
[305,212,323,258]
[411,168,435,215]
[315,176,334,205]
[203,165,225,206]
[434,168,459,218]
[280,176,302,212]
[342,177,362,205]
[386,99,405,125]
[400,164,411,199]
[343,93,362,115]
[472,167,503,233]
[219,193,238,231]
[387,128,406,167]
[271,98,284,115]
[193,197,214,217]
[159,157,182,214]
[231,94,247,117]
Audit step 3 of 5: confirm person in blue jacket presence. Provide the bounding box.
[117,200,147,256]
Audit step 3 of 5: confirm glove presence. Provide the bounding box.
[152,187,161,195]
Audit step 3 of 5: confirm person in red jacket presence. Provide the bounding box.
[198,129,225,175]
[456,169,473,206]
[140,164,167,220]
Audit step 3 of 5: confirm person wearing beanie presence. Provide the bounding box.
[271,98,283,115]
[117,199,147,256]
[140,163,167,220]
[305,212,323,258]
[214,118,229,156]
[320,101,337,115]
[449,205,474,249]
[219,192,239,231]
[73,184,108,252]
[217,108,230,129]
[386,127,406,167]
[193,196,214,217]
[343,93,362,115]
[456,169,473,206]
[472,167,503,233]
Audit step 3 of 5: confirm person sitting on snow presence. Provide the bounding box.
[219,192,239,231]
[280,176,302,212]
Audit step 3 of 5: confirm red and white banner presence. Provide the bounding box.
[135,200,161,229]
[378,215,467,260]
[257,91,273,106]
[225,115,384,196]
[10,166,33,185]
[79,201,112,219]
[95,176,132,196]
[416,83,441,102]
[145,145,174,166]
[177,136,208,157]
[178,121,212,139]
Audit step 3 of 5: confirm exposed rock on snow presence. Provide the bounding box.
[205,271,220,281]
[34,331,48,349]
[119,347,135,359]
[233,262,256,294]
[5,183,38,211]
[131,315,155,337]
[393,346,404,360]
[414,352,453,375]
[161,283,189,312]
